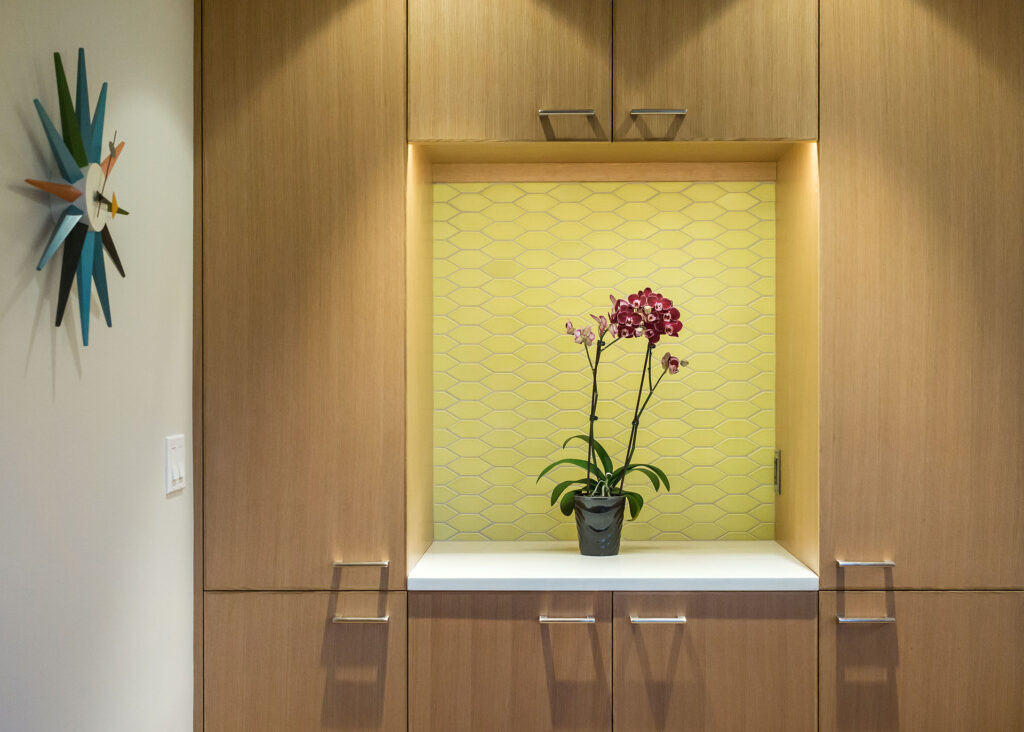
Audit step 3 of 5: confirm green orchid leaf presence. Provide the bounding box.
[629,463,671,492]
[559,488,579,516]
[633,467,661,492]
[536,457,596,483]
[550,478,592,506]
[561,434,614,475]
[623,491,644,520]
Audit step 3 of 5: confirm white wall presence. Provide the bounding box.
[0,1,193,730]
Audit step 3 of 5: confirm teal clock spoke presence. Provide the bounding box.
[89,83,108,164]
[92,233,112,327]
[34,100,83,183]
[76,230,96,346]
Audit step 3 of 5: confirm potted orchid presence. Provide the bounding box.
[537,288,689,556]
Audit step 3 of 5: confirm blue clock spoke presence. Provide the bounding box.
[37,206,83,270]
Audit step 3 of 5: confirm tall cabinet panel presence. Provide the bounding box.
[819,0,1024,589]
[202,0,407,590]
[408,0,611,141]
[613,0,817,140]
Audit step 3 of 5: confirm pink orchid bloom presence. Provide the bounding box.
[590,314,609,335]
[573,328,584,344]
[565,320,574,334]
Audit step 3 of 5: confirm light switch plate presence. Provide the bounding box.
[165,434,186,494]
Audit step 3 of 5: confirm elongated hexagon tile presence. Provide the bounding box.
[433,182,775,541]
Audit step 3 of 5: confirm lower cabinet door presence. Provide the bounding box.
[820,591,1024,731]
[613,592,817,732]
[409,591,612,732]
[204,591,406,732]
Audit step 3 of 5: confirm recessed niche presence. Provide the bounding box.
[407,142,819,572]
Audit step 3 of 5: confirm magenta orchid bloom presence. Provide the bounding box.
[591,314,609,336]
[609,287,681,344]
[661,352,688,374]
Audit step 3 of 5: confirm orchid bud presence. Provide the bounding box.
[565,320,574,334]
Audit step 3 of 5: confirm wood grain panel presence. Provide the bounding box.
[418,140,794,164]
[408,0,611,141]
[205,591,407,732]
[409,592,612,731]
[820,591,1024,731]
[406,145,434,569]
[613,0,817,140]
[193,1,204,727]
[431,161,776,183]
[774,143,820,573]
[613,592,817,732]
[202,0,407,589]
[819,0,1024,589]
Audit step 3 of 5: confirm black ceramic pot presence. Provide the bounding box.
[574,494,626,556]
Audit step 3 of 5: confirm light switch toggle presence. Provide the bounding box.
[165,434,186,494]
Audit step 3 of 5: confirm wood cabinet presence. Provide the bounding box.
[613,0,817,141]
[819,0,1024,589]
[409,592,612,731]
[408,0,611,141]
[613,592,817,732]
[202,0,407,590]
[204,591,407,732]
[820,591,1024,731]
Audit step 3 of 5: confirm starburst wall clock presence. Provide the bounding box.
[26,49,128,346]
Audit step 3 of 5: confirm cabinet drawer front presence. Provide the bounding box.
[409,0,612,141]
[205,592,406,732]
[820,591,1024,731]
[409,591,612,731]
[614,592,817,732]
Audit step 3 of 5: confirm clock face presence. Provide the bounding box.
[26,48,128,347]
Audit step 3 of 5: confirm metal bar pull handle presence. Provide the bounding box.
[332,615,390,624]
[630,108,687,117]
[332,560,390,568]
[538,615,596,624]
[538,109,596,117]
[630,616,687,624]
[836,560,895,568]
[837,616,895,624]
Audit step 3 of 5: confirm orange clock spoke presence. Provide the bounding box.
[25,178,82,204]
[100,140,125,177]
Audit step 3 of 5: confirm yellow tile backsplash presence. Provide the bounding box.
[433,181,776,541]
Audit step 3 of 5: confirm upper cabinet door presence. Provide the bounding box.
[408,0,612,141]
[202,0,406,590]
[819,0,1024,589]
[613,0,817,140]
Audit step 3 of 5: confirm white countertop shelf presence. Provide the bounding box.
[407,540,818,591]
